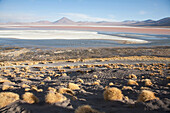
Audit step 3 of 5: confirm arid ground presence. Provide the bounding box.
[0,46,169,113]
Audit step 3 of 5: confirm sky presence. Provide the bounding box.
[0,0,170,23]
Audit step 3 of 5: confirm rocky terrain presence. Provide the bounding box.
[0,46,169,62]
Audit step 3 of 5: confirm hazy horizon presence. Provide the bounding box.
[0,0,170,23]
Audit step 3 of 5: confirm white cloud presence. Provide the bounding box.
[58,13,115,22]
[139,11,147,15]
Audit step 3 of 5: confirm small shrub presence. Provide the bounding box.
[93,75,98,79]
[77,78,84,83]
[21,79,30,82]
[144,79,152,86]
[127,80,139,85]
[2,85,14,90]
[22,84,30,88]
[140,87,150,90]
[109,82,114,86]
[68,83,80,90]
[122,86,132,90]
[45,92,67,104]
[54,74,61,77]
[137,90,159,102]
[38,74,44,77]
[48,87,56,92]
[128,74,137,79]
[58,88,75,96]
[29,75,34,78]
[103,87,123,101]
[25,88,31,91]
[166,76,170,80]
[75,105,104,113]
[44,77,51,81]
[37,89,43,92]
[61,73,67,76]
[40,81,45,85]
[124,96,129,101]
[0,92,19,108]
[92,81,100,85]
[31,85,38,91]
[72,96,78,101]
[0,79,11,83]
[22,92,39,104]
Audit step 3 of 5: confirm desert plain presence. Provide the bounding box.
[0,45,169,113]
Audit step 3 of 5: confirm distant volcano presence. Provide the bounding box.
[53,17,76,24]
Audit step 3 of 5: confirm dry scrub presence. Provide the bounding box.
[68,83,80,90]
[144,79,152,86]
[75,105,104,113]
[77,78,84,83]
[128,74,137,79]
[22,92,39,104]
[0,92,19,108]
[2,85,14,90]
[58,87,75,96]
[137,90,159,102]
[122,86,132,90]
[127,80,139,85]
[92,81,100,85]
[103,87,123,101]
[45,92,67,104]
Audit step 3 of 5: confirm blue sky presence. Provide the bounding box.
[0,0,170,22]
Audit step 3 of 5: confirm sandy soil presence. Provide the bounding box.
[0,47,169,113]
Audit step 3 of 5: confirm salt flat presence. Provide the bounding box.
[0,30,148,43]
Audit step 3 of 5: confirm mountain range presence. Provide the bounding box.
[128,17,170,26]
[1,17,170,26]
